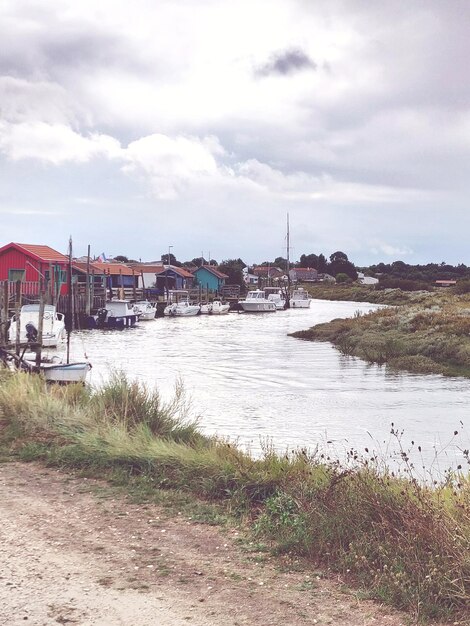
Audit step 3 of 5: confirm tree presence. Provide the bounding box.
[218,258,246,288]
[114,255,129,263]
[274,257,288,271]
[335,272,350,283]
[191,257,206,267]
[299,253,319,269]
[329,251,349,264]
[161,253,182,267]
[317,253,328,273]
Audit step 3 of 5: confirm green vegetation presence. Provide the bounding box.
[292,291,470,378]
[303,282,429,305]
[0,370,468,620]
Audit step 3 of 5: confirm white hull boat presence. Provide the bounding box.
[135,300,157,320]
[239,290,276,312]
[267,292,286,310]
[40,361,91,384]
[164,302,200,317]
[290,288,311,308]
[90,300,140,328]
[8,304,66,347]
[200,301,230,315]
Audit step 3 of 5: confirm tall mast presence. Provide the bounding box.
[66,236,72,364]
[286,213,291,304]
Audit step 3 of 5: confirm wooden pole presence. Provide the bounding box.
[15,281,21,356]
[1,282,8,347]
[85,244,91,316]
[35,291,45,367]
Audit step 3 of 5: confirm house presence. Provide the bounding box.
[129,263,165,289]
[289,267,318,283]
[252,266,284,281]
[0,242,70,297]
[435,280,457,287]
[72,261,106,295]
[153,265,195,294]
[192,265,229,292]
[92,262,139,292]
[317,273,336,283]
[243,267,258,285]
[357,272,379,286]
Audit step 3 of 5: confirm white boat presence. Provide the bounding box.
[134,300,157,320]
[239,290,277,312]
[90,299,140,328]
[266,291,286,310]
[200,300,230,315]
[8,304,66,347]
[290,288,311,308]
[40,361,91,384]
[164,301,200,317]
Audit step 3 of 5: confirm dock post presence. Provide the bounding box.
[35,292,45,367]
[15,281,21,356]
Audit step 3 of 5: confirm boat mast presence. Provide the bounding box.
[66,236,72,364]
[286,212,291,307]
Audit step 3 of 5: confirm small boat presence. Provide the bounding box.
[239,290,277,312]
[88,300,140,328]
[266,291,287,310]
[164,301,200,317]
[200,300,230,315]
[40,361,92,384]
[290,288,311,308]
[134,300,157,320]
[8,304,66,347]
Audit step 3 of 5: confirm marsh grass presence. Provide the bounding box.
[292,292,470,378]
[0,370,468,620]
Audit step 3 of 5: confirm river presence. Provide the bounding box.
[70,300,469,475]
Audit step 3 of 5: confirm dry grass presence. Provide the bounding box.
[0,369,468,620]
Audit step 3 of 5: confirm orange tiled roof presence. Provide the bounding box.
[92,262,136,276]
[72,261,105,274]
[154,265,194,279]
[0,242,68,263]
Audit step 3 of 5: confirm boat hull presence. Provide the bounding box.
[290,300,311,308]
[40,362,91,384]
[240,302,276,312]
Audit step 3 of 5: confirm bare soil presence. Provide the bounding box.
[0,461,452,626]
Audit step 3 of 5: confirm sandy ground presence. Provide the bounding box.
[0,462,452,626]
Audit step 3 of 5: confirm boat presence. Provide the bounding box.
[239,290,277,312]
[290,288,311,308]
[266,291,287,310]
[134,300,157,320]
[200,300,230,315]
[164,291,200,317]
[88,299,140,328]
[164,301,200,317]
[8,304,66,347]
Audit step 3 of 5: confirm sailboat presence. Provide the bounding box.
[33,238,91,383]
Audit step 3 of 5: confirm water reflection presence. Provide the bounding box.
[66,300,468,473]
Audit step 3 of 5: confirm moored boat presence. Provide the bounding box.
[266,291,286,310]
[200,300,230,315]
[164,301,200,317]
[88,299,140,328]
[134,300,157,320]
[239,290,276,312]
[290,288,311,308]
[8,304,66,347]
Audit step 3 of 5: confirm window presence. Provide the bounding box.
[8,269,25,282]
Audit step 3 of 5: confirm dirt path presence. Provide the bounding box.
[0,462,437,626]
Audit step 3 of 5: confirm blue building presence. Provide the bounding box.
[193,265,228,293]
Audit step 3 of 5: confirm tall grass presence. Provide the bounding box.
[0,370,468,620]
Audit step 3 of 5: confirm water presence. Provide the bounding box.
[69,300,469,473]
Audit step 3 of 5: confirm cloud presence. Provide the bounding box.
[0,121,121,164]
[369,241,413,257]
[122,134,226,199]
[256,48,317,77]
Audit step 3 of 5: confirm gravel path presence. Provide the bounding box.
[0,462,438,625]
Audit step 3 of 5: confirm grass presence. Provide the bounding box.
[303,283,433,306]
[292,291,470,378]
[0,369,468,621]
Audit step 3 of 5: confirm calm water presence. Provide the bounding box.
[67,300,469,473]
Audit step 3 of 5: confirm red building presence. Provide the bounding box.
[0,242,70,296]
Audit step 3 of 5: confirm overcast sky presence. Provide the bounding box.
[1,0,470,266]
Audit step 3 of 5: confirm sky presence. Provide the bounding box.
[1,0,470,266]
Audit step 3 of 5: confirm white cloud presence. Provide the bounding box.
[0,121,121,164]
[369,241,413,257]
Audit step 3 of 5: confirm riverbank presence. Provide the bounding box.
[0,371,468,622]
[292,292,470,377]
[303,283,433,305]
